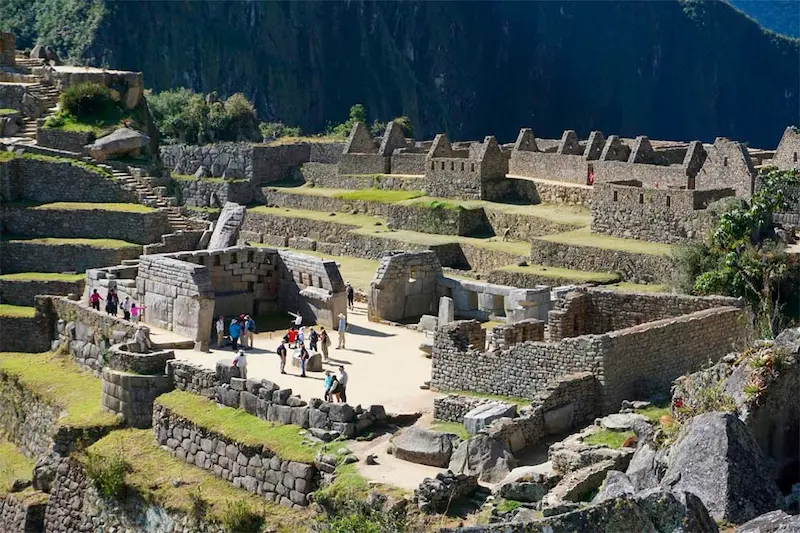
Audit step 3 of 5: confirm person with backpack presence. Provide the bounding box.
[277,340,287,374]
[309,327,319,352]
[346,282,354,310]
[319,327,330,360]
[244,315,256,349]
[229,319,241,351]
[120,297,131,321]
[323,370,334,402]
[299,345,310,378]
[232,349,248,380]
[106,289,119,316]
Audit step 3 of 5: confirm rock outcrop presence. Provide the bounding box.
[448,434,517,483]
[86,128,150,161]
[391,426,460,468]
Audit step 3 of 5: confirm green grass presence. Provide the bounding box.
[253,247,380,292]
[335,188,424,203]
[496,499,523,513]
[19,153,112,178]
[0,440,35,496]
[267,135,343,146]
[635,404,671,424]
[4,236,140,249]
[0,151,17,163]
[583,430,635,449]
[87,429,308,532]
[0,304,36,318]
[0,352,120,428]
[0,108,18,116]
[604,282,672,293]
[313,463,369,503]
[33,202,156,213]
[43,107,139,137]
[537,227,672,256]
[495,263,620,283]
[155,391,319,464]
[438,390,531,407]
[173,174,249,184]
[430,421,469,440]
[0,272,84,282]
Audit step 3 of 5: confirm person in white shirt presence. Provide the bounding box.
[120,297,131,320]
[216,315,225,347]
[233,350,247,380]
[338,365,348,403]
[288,310,303,327]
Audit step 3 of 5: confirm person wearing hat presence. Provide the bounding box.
[323,370,334,402]
[229,318,241,351]
[319,327,330,361]
[244,315,256,349]
[233,349,248,380]
[337,313,347,349]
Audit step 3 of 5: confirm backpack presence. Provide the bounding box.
[310,330,319,342]
[246,320,255,332]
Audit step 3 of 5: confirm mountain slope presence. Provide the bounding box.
[728,0,800,38]
[3,0,798,147]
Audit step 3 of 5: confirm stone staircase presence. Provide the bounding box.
[19,82,60,140]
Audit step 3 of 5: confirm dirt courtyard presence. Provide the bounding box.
[166,303,437,416]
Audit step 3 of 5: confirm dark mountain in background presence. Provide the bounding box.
[2,0,798,147]
[728,0,800,38]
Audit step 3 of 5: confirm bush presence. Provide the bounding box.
[259,121,302,140]
[60,82,115,121]
[219,499,265,533]
[314,501,407,533]
[82,449,130,500]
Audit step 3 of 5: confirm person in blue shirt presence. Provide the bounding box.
[229,319,241,351]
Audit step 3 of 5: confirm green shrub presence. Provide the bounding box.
[219,499,265,533]
[82,449,130,500]
[314,501,407,533]
[60,82,115,121]
[260,121,302,139]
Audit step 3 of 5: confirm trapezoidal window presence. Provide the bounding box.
[441,161,445,170]
[638,193,644,204]
[613,191,618,202]
[666,196,671,207]
[409,267,417,282]
[794,152,798,163]
[723,157,728,167]
[431,161,435,170]
[451,161,455,171]
[461,162,465,171]
[471,163,475,172]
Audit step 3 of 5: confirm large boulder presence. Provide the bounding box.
[661,412,783,524]
[86,128,150,162]
[207,202,246,250]
[734,510,800,533]
[391,427,459,468]
[592,470,636,503]
[448,434,517,483]
[625,441,664,491]
[464,402,517,435]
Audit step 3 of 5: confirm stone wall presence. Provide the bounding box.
[0,277,85,306]
[36,127,94,153]
[772,126,800,170]
[1,204,170,245]
[0,492,47,533]
[0,314,51,353]
[529,238,674,283]
[143,229,206,255]
[590,181,733,243]
[175,177,257,207]
[262,188,392,217]
[1,157,138,204]
[153,401,317,507]
[486,268,616,289]
[277,249,348,329]
[0,85,49,118]
[0,239,142,274]
[300,162,425,191]
[252,143,312,184]
[160,142,255,181]
[432,305,750,413]
[387,204,490,237]
[489,319,545,350]
[0,370,62,457]
[0,31,14,66]
[433,394,499,423]
[101,368,172,428]
[694,137,757,198]
[368,251,443,322]
[167,360,217,399]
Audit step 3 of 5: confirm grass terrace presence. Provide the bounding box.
[603,282,672,293]
[2,236,140,249]
[537,227,672,256]
[0,439,35,496]
[430,421,469,440]
[438,389,531,407]
[31,202,156,213]
[335,188,424,203]
[0,352,119,428]
[583,430,635,449]
[0,108,18,116]
[267,135,343,146]
[493,263,620,284]
[87,429,309,532]
[17,152,112,178]
[0,304,36,318]
[0,272,84,282]
[156,390,319,464]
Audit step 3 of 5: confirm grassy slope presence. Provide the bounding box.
[0,440,36,496]
[0,352,119,428]
[33,202,156,213]
[3,237,140,249]
[0,272,85,282]
[603,282,672,293]
[0,304,36,318]
[87,429,309,532]
[495,263,619,283]
[156,391,319,464]
[429,421,469,440]
[536,227,672,256]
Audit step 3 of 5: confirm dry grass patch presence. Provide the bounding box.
[537,227,672,256]
[0,304,36,318]
[5,237,140,249]
[495,263,620,283]
[33,202,156,213]
[0,440,35,496]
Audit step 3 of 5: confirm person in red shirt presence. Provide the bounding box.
[287,328,297,348]
[89,289,103,311]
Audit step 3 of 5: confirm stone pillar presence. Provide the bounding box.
[0,32,15,67]
[438,296,454,326]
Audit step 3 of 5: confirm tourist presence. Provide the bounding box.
[215,315,225,347]
[106,289,119,316]
[328,374,342,403]
[233,349,248,380]
[277,340,287,374]
[89,289,103,311]
[287,327,297,348]
[130,302,145,322]
[309,327,319,352]
[229,318,241,351]
[338,365,349,402]
[121,297,131,321]
[244,315,256,349]
[319,327,330,361]
[298,326,305,348]
[346,282,354,310]
[299,345,310,377]
[337,313,347,349]
[288,310,302,327]
[323,370,333,401]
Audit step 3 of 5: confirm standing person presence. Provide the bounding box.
[130,302,145,322]
[309,327,319,352]
[120,297,131,321]
[288,310,302,328]
[216,315,225,347]
[338,365,349,403]
[329,374,342,403]
[346,282,354,310]
[337,313,347,349]
[244,315,256,349]
[277,340,287,374]
[233,349,248,380]
[229,319,241,351]
[108,289,119,316]
[319,327,330,361]
[299,345,310,377]
[89,289,103,311]
[297,326,305,348]
[287,327,297,349]
[323,370,333,402]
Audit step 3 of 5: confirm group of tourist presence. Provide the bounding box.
[88,288,144,322]
[216,313,256,351]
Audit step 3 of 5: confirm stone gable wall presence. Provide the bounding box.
[368,251,443,322]
[694,139,756,198]
[425,158,484,200]
[1,204,170,245]
[300,162,424,190]
[153,402,318,507]
[772,126,800,170]
[1,158,137,204]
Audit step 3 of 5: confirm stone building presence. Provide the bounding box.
[424,134,509,200]
[771,126,800,170]
[338,120,429,176]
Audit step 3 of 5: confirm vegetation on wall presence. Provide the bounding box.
[675,166,800,336]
